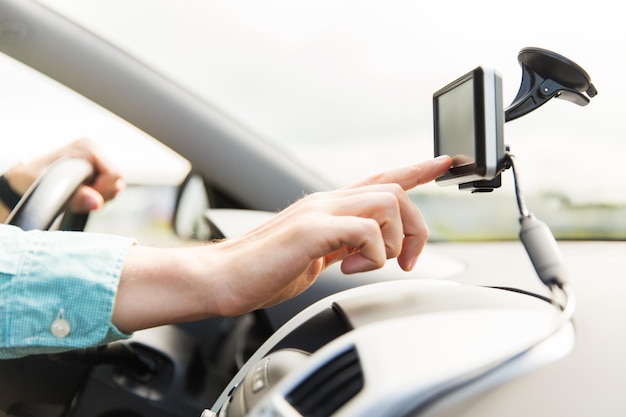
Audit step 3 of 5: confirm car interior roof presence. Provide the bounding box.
[0,0,331,211]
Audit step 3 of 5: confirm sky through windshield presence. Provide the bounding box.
[5,0,626,207]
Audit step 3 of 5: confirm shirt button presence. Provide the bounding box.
[50,318,71,338]
[50,309,71,338]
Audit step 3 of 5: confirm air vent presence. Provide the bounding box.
[286,347,364,417]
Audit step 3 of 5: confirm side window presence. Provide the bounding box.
[0,53,191,244]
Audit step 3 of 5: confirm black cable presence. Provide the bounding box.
[506,152,530,218]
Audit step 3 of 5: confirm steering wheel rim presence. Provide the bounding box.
[5,157,94,231]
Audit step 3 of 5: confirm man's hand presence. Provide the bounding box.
[202,155,453,316]
[114,155,452,332]
[2,139,124,218]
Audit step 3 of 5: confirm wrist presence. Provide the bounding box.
[184,240,252,318]
[5,163,39,195]
[187,243,234,317]
[0,172,22,212]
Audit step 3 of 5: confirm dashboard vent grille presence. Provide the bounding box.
[286,346,364,417]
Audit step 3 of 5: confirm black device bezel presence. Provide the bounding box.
[433,66,505,187]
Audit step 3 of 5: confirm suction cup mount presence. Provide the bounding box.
[465,47,597,192]
[505,47,597,122]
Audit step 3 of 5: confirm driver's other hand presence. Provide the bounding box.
[5,138,124,213]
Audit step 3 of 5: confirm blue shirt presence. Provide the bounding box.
[0,224,135,358]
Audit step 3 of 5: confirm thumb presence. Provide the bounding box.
[69,186,105,213]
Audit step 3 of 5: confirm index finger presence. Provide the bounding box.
[349,155,452,191]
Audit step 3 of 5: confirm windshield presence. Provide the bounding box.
[30,0,626,240]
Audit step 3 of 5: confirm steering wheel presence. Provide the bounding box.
[4,157,95,231]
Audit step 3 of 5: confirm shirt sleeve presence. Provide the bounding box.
[0,224,136,359]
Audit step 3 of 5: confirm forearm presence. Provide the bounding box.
[112,245,223,333]
[111,226,322,333]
